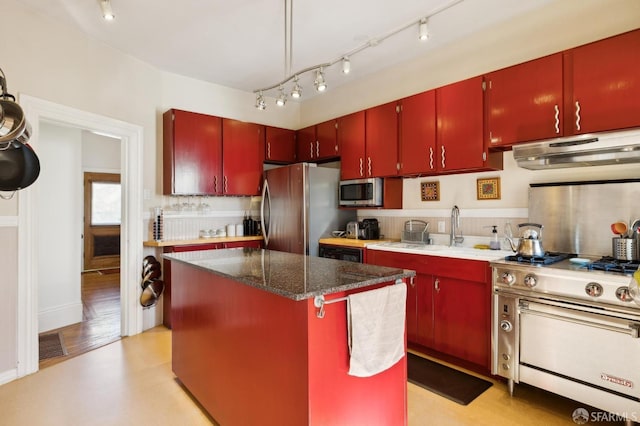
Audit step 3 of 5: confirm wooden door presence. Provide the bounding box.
[399,90,436,175]
[436,76,485,171]
[337,111,366,180]
[222,119,264,196]
[365,101,399,177]
[565,29,640,135]
[296,125,316,161]
[485,53,563,147]
[83,172,121,271]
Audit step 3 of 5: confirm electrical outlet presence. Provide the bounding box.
[437,221,445,233]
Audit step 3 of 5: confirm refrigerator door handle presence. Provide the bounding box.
[261,179,270,246]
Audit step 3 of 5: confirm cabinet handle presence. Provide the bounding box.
[410,276,415,288]
[316,141,320,157]
[310,142,314,158]
[575,101,581,131]
[554,104,560,134]
[267,142,271,159]
[367,157,372,176]
[434,278,440,292]
[429,147,434,170]
[213,176,218,192]
[224,176,228,193]
[441,146,446,169]
[359,157,363,177]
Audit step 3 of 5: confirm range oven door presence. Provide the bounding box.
[519,300,640,401]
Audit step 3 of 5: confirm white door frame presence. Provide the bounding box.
[17,95,144,377]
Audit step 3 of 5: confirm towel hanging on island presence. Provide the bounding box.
[347,282,407,377]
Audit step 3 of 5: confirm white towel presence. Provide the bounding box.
[347,282,407,377]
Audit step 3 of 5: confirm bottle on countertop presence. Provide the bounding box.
[243,212,252,236]
[489,225,501,250]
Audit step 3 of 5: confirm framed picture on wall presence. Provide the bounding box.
[477,177,501,200]
[421,181,440,201]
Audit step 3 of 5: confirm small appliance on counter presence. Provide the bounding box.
[346,221,360,239]
[358,218,380,240]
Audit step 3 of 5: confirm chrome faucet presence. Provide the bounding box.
[450,205,464,247]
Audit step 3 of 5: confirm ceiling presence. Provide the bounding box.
[20,0,555,100]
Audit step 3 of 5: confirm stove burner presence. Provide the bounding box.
[505,252,574,265]
[586,256,640,274]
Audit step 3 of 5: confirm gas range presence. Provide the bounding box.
[490,253,638,311]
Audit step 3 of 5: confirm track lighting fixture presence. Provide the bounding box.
[275,86,287,106]
[291,76,302,99]
[255,92,266,110]
[252,0,462,109]
[100,0,115,21]
[314,68,327,92]
[342,57,351,75]
[418,18,429,41]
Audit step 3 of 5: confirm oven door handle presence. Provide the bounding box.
[520,305,640,338]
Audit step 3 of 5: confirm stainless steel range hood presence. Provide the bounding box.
[513,129,640,170]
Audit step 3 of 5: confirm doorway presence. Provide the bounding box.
[18,95,145,378]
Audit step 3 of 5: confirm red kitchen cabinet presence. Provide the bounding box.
[485,53,564,147]
[367,249,491,371]
[296,120,339,162]
[432,275,490,368]
[222,119,265,196]
[338,111,366,180]
[564,29,640,135]
[436,76,488,172]
[265,126,296,164]
[399,90,437,175]
[365,101,400,177]
[163,109,222,195]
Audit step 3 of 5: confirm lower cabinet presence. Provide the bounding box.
[161,239,263,328]
[367,249,491,370]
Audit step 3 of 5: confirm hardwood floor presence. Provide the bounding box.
[2,327,628,425]
[39,270,121,369]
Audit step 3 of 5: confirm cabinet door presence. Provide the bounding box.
[433,276,490,368]
[436,76,485,171]
[222,119,265,196]
[223,240,263,249]
[338,111,366,180]
[365,101,399,177]
[399,90,436,175]
[163,109,222,195]
[565,29,640,135]
[486,54,563,147]
[296,125,316,162]
[265,126,296,163]
[316,119,339,159]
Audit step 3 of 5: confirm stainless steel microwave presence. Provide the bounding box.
[339,178,383,207]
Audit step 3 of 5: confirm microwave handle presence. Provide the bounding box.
[261,179,271,246]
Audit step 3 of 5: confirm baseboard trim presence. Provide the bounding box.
[0,368,18,385]
[38,302,83,333]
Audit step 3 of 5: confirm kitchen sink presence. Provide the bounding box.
[369,242,513,261]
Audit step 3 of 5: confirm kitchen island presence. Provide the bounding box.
[164,248,415,426]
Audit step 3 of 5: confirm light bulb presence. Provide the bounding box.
[276,87,287,107]
[291,77,302,98]
[342,57,351,75]
[255,93,266,110]
[419,19,429,41]
[100,0,115,21]
[314,69,327,92]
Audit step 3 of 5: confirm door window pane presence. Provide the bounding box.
[91,182,121,225]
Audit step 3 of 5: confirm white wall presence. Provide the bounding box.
[81,131,121,172]
[37,123,83,333]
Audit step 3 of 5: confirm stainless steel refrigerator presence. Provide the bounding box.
[261,163,355,257]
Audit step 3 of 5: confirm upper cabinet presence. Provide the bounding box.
[398,90,436,175]
[365,101,400,178]
[163,110,264,196]
[437,76,501,172]
[163,109,222,195]
[485,54,563,148]
[221,119,264,196]
[296,119,339,162]
[265,126,296,164]
[338,111,366,180]
[564,29,640,135]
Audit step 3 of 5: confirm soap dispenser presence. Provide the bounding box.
[489,226,500,250]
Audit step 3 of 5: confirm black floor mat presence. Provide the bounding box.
[407,352,492,405]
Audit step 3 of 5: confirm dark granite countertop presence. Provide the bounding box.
[163,248,415,301]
